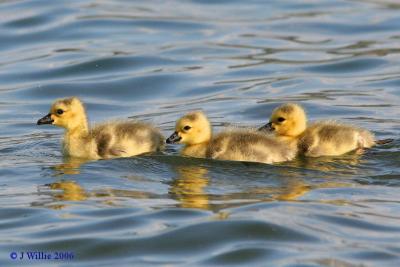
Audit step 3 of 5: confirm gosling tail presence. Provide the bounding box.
[375,138,394,145]
[356,130,375,148]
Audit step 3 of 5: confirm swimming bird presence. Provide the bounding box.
[166,111,295,164]
[259,103,376,157]
[37,97,164,159]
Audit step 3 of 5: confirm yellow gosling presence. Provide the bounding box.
[259,103,375,157]
[166,111,295,164]
[37,97,164,159]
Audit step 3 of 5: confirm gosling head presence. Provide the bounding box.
[37,97,87,130]
[166,111,212,145]
[259,103,307,137]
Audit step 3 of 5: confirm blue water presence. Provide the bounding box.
[1,0,400,266]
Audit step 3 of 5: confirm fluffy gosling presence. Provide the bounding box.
[259,103,375,157]
[37,97,164,159]
[166,111,295,164]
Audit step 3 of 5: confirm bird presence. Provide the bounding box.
[37,97,164,159]
[166,111,295,164]
[259,103,377,157]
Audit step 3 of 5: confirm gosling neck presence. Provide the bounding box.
[181,125,212,158]
[182,141,210,158]
[62,118,90,158]
[276,129,304,147]
[185,140,210,149]
[65,117,90,139]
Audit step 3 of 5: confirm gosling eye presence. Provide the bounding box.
[277,117,285,122]
[183,125,191,131]
[56,109,64,115]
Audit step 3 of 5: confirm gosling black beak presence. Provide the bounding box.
[166,131,182,144]
[258,122,275,132]
[37,113,54,125]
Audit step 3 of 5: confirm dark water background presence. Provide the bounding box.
[1,0,400,266]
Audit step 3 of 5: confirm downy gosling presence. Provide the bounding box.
[259,103,375,157]
[166,111,295,164]
[37,97,164,159]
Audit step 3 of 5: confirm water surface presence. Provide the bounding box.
[1,0,400,266]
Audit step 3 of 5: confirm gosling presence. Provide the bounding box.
[259,103,375,157]
[166,111,295,164]
[37,97,164,159]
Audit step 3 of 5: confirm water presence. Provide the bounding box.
[1,0,400,266]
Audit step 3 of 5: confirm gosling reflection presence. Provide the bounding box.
[289,152,363,173]
[43,180,159,209]
[44,153,363,210]
[249,171,311,201]
[51,157,89,175]
[48,180,88,201]
[169,166,210,210]
[168,157,360,211]
[41,180,88,209]
[250,178,351,202]
[248,157,357,202]
[276,178,311,201]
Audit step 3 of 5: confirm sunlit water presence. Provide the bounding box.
[1,0,400,266]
